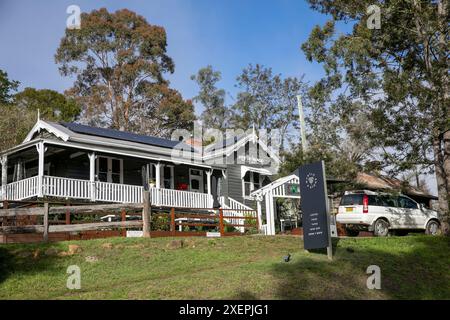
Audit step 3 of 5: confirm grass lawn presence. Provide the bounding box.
[0,234,449,299]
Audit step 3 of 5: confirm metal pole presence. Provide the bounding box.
[297,95,308,154]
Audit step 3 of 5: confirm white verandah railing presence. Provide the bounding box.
[3,175,213,209]
[4,176,40,201]
[219,196,256,232]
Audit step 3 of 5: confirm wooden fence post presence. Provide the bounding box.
[170,207,175,235]
[65,202,70,225]
[142,191,151,237]
[121,209,126,237]
[219,208,224,236]
[43,202,49,242]
[1,201,8,227]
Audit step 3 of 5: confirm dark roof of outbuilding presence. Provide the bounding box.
[60,122,195,151]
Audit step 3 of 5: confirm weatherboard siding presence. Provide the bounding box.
[226,164,244,204]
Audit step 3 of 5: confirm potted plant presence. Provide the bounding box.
[149,179,156,189]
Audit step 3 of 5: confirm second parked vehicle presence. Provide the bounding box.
[336,190,440,237]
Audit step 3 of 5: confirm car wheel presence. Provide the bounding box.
[425,220,440,236]
[345,229,359,237]
[373,219,389,237]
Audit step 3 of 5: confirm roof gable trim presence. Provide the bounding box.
[23,120,71,143]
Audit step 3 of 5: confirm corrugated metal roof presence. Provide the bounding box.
[60,122,194,151]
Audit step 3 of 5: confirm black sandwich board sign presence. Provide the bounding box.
[298,161,332,259]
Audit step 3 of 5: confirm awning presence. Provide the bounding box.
[241,166,273,179]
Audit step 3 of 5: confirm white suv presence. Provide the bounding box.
[336,190,440,237]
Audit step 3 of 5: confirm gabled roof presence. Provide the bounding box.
[202,131,281,165]
[15,120,281,169]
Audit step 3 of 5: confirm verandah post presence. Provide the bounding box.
[1,155,7,201]
[142,190,151,237]
[88,153,96,201]
[36,142,45,198]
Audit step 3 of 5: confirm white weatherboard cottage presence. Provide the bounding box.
[0,120,282,232]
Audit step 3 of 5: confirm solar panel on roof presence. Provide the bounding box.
[60,122,195,151]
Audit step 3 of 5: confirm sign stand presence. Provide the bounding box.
[323,162,333,261]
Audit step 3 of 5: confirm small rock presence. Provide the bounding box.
[101,243,113,249]
[68,244,82,255]
[166,240,184,249]
[85,256,99,263]
[44,248,59,256]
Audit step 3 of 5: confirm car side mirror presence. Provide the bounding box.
[419,203,425,211]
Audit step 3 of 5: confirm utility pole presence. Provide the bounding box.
[297,95,308,153]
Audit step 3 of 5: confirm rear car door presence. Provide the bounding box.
[379,195,402,228]
[397,196,418,228]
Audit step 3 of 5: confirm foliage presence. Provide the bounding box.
[0,104,35,152]
[302,0,450,222]
[151,215,170,231]
[0,69,19,105]
[191,65,230,131]
[15,88,81,122]
[55,8,195,137]
[231,64,309,151]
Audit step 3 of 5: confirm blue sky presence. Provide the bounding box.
[0,0,331,112]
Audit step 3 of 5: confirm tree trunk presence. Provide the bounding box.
[433,133,450,235]
[443,130,450,235]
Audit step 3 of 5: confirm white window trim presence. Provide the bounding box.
[243,171,263,200]
[189,168,204,193]
[96,156,123,184]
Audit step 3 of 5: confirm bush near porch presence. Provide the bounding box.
[0,235,448,299]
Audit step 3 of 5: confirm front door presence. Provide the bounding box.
[189,168,204,193]
[97,156,123,184]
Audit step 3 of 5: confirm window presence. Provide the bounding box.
[97,156,123,184]
[379,195,398,208]
[340,194,363,206]
[253,172,261,190]
[340,194,382,206]
[163,166,174,189]
[398,196,418,209]
[98,157,108,182]
[243,171,262,198]
[111,159,121,184]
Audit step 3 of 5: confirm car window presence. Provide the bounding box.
[379,195,398,207]
[368,195,381,206]
[340,194,363,205]
[399,196,418,209]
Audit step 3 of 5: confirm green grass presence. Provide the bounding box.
[0,235,449,299]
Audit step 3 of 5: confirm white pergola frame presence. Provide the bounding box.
[250,173,300,235]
